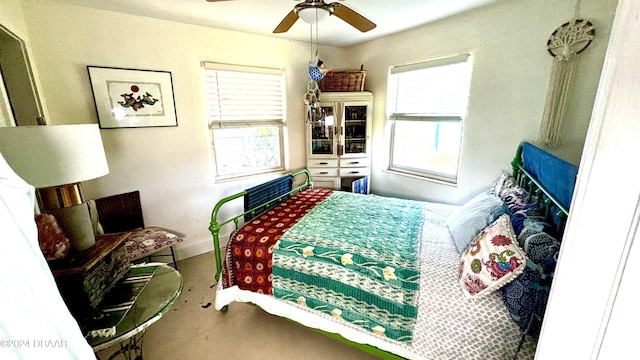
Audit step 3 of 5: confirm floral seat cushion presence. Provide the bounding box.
[124,226,183,261]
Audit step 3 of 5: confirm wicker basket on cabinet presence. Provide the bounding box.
[319,70,366,92]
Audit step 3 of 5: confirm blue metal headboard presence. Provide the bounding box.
[511,142,578,233]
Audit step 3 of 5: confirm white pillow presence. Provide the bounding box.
[447,191,510,254]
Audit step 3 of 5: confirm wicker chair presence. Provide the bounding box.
[93,191,182,269]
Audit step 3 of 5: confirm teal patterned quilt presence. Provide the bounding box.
[272,191,426,343]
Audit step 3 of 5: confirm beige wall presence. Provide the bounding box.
[18,0,347,259]
[0,0,28,40]
[5,0,618,261]
[349,0,617,204]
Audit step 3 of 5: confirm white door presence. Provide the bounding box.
[536,0,640,358]
[0,68,15,127]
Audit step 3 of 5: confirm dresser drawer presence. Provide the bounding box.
[313,178,339,190]
[308,159,339,168]
[339,158,369,168]
[309,168,339,177]
[339,167,370,177]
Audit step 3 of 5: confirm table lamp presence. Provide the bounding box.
[0,124,109,251]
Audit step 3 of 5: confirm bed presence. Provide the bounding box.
[209,142,577,360]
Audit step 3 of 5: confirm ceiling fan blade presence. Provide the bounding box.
[273,10,299,33]
[330,3,376,32]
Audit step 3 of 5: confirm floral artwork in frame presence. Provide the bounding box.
[87,66,177,128]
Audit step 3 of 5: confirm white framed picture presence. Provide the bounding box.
[87,66,177,129]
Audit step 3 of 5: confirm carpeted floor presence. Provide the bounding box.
[97,252,379,360]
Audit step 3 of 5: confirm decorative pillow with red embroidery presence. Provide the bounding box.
[458,214,526,299]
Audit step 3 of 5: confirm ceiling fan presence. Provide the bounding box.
[206,0,376,34]
[273,1,376,34]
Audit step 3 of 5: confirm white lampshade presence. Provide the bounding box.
[0,124,109,188]
[297,7,331,24]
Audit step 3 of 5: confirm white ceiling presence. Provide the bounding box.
[56,0,500,47]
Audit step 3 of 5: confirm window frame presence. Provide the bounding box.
[386,54,472,184]
[388,116,464,183]
[203,62,287,180]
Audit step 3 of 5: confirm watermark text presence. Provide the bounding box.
[0,339,68,349]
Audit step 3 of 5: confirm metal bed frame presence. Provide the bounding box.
[207,142,572,360]
[208,168,406,359]
[209,169,313,284]
[511,144,570,233]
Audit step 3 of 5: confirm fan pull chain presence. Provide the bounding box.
[315,10,319,57]
[309,23,313,62]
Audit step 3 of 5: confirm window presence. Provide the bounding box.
[203,63,286,179]
[387,54,472,183]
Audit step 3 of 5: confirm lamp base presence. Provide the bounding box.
[49,203,96,251]
[39,183,95,251]
[38,183,84,211]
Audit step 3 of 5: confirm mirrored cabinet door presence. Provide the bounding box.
[310,105,335,156]
[344,105,367,155]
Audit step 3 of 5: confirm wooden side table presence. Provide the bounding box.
[48,232,131,324]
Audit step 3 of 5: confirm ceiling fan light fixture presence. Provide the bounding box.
[297,7,331,24]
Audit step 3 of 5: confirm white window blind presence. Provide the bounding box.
[202,62,285,178]
[203,62,285,128]
[387,54,471,121]
[386,54,472,182]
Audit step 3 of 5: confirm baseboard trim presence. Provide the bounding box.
[173,234,230,262]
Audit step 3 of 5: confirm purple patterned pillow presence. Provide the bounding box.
[491,172,513,195]
[492,172,529,212]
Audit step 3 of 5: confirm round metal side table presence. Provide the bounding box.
[89,264,183,360]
